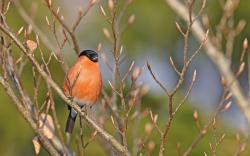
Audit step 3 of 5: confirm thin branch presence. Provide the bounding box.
[182,90,229,156]
[13,0,56,52]
[47,86,68,155]
[14,0,69,74]
[44,0,80,54]
[0,22,131,156]
[72,0,96,32]
[173,70,197,116]
[186,30,209,66]
[147,61,169,96]
[0,76,61,156]
[165,0,250,127]
[169,56,181,76]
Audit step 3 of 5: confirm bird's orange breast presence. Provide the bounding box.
[63,56,102,105]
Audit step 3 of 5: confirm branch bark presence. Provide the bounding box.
[165,0,250,127]
[0,76,61,156]
[0,23,131,156]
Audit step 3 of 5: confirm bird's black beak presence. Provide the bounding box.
[91,55,98,62]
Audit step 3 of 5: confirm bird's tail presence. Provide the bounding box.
[65,107,77,134]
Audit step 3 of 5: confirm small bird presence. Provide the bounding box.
[63,50,102,134]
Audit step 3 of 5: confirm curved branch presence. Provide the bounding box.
[0,23,131,156]
[0,76,61,156]
[165,0,250,127]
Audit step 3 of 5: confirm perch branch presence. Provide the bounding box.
[0,22,131,156]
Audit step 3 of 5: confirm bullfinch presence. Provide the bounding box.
[63,50,102,134]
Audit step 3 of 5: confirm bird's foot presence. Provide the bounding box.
[66,95,74,101]
[80,105,87,115]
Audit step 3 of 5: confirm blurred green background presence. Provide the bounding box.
[1,0,250,155]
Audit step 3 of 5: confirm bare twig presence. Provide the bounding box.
[0,22,131,156]
[147,61,169,96]
[13,0,56,52]
[182,90,230,156]
[0,76,62,156]
[44,0,80,54]
[165,0,250,128]
[147,2,205,155]
[72,0,96,32]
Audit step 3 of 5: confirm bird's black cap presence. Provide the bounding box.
[79,50,98,62]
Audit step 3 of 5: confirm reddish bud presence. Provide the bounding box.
[26,40,37,52]
[243,38,248,50]
[144,123,153,135]
[225,92,232,100]
[103,28,111,39]
[97,43,102,52]
[32,137,41,155]
[147,141,155,152]
[108,0,114,11]
[45,16,50,26]
[78,7,83,17]
[236,20,246,33]
[128,14,135,25]
[223,101,232,111]
[240,143,246,152]
[193,110,199,121]
[140,85,150,96]
[132,67,141,81]
[153,114,158,124]
[202,14,209,27]
[175,22,184,34]
[48,0,52,7]
[220,76,227,87]
[17,26,24,35]
[201,129,207,134]
[192,70,197,82]
[90,0,97,5]
[236,62,245,76]
[35,35,40,46]
[91,131,98,138]
[56,7,60,15]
